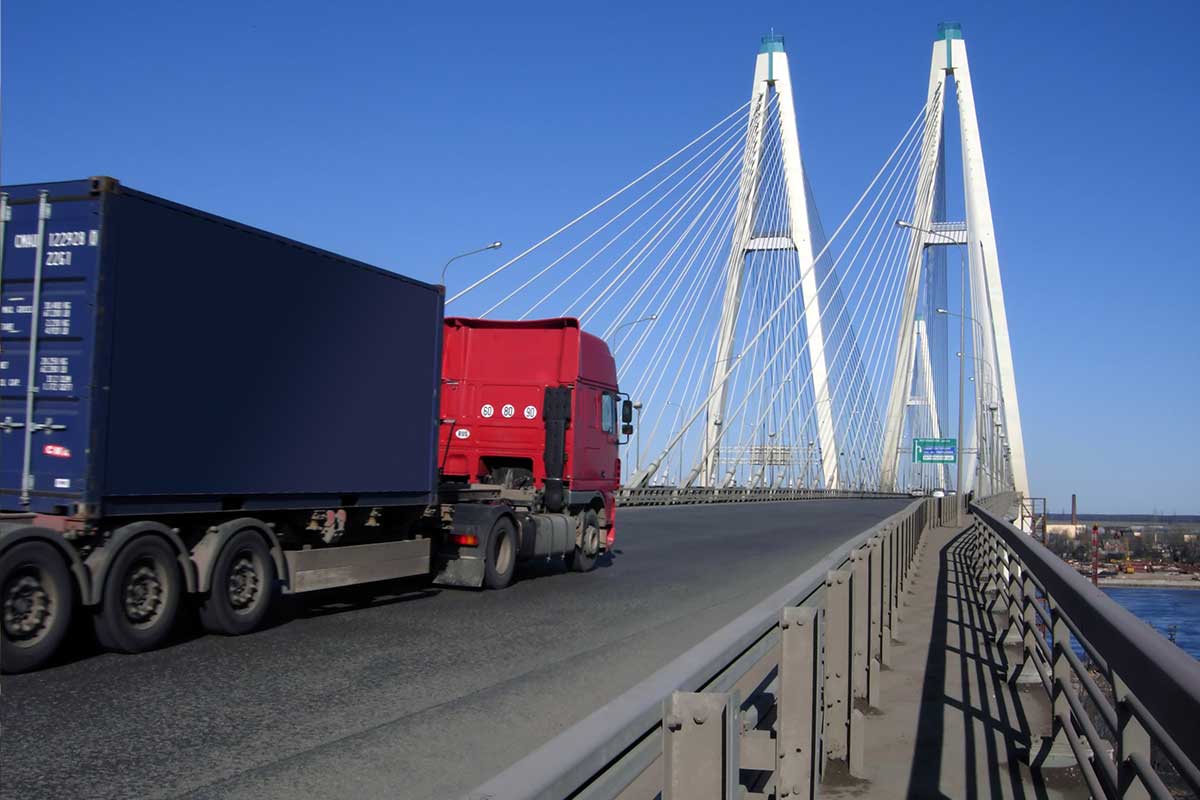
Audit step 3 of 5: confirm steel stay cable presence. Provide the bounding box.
[499,114,752,319]
[796,130,920,474]
[513,118,748,319]
[449,99,753,305]
[584,96,781,327]
[640,99,930,482]
[622,111,787,393]
[725,120,793,484]
[844,226,911,484]
[574,132,751,323]
[559,132,745,320]
[720,146,916,489]
[616,156,747,381]
[630,106,791,474]
[625,247,728,475]
[510,112,756,320]
[820,137,925,473]
[600,97,787,338]
[599,144,749,339]
[687,106,931,480]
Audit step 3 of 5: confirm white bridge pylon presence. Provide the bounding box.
[698,35,839,488]
[880,23,1030,498]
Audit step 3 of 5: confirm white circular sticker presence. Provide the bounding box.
[454,428,470,439]
[501,404,516,418]
[523,405,538,420]
[480,403,495,418]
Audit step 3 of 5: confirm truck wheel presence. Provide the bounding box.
[199,530,276,635]
[565,510,600,573]
[93,536,182,654]
[484,517,516,589]
[1,541,75,674]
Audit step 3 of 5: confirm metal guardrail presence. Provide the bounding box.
[466,496,958,799]
[617,486,912,507]
[972,503,1200,800]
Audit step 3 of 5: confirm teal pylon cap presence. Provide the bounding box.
[937,21,963,40]
[759,33,786,53]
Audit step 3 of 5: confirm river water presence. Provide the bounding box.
[1102,587,1200,660]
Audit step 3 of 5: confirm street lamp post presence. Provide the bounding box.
[440,241,503,286]
[897,220,967,503]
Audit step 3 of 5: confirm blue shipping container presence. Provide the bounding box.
[0,177,443,518]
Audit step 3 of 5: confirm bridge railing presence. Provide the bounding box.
[972,504,1200,800]
[617,486,911,507]
[465,496,959,800]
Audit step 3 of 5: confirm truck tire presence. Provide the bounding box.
[198,530,276,636]
[484,517,516,590]
[1,541,75,674]
[565,509,600,573]
[92,536,182,654]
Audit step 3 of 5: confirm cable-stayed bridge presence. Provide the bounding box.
[11,23,1198,800]
[446,24,1026,501]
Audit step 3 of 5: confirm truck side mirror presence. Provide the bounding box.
[621,399,634,424]
[622,423,634,436]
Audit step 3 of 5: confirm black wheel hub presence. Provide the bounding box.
[227,553,260,610]
[123,562,164,626]
[3,572,51,641]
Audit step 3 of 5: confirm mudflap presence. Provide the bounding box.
[434,555,485,588]
[432,501,511,589]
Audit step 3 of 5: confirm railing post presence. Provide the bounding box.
[778,606,821,799]
[867,537,884,706]
[823,570,852,765]
[892,521,903,641]
[1015,566,1043,686]
[1114,673,1152,800]
[1037,596,1079,767]
[981,525,1002,601]
[880,528,894,666]
[1049,599,1071,721]
[663,691,738,800]
[1000,545,1024,650]
[850,551,870,702]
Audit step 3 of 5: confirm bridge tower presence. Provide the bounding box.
[880,23,1030,498]
[698,34,839,488]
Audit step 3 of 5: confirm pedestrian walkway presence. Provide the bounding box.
[825,523,1088,799]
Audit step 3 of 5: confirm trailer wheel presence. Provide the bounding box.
[199,530,276,636]
[565,510,600,573]
[484,517,516,590]
[0,541,75,674]
[93,536,182,654]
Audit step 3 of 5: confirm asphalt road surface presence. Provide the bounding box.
[0,498,909,800]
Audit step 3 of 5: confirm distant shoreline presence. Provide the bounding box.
[1096,577,1200,590]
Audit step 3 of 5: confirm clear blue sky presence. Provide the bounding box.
[4,1,1198,513]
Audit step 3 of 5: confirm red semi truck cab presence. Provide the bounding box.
[438,317,624,548]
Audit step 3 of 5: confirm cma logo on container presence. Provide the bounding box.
[43,444,71,458]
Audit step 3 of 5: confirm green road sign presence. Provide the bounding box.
[913,437,957,463]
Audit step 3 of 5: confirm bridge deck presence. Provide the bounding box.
[826,524,1088,799]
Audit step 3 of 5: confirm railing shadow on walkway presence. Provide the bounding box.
[904,527,1055,800]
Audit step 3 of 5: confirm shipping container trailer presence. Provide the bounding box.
[0,178,628,673]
